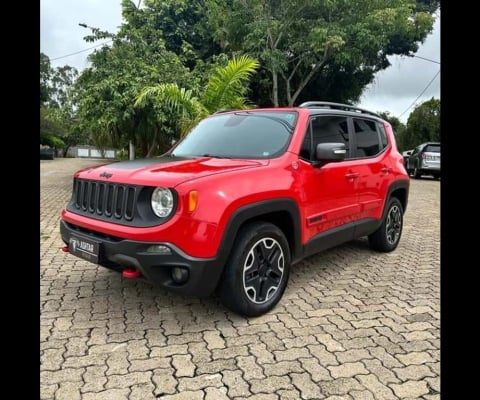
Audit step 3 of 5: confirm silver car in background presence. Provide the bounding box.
[405,142,440,179]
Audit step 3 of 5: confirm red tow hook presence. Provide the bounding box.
[61,245,69,253]
[122,268,141,279]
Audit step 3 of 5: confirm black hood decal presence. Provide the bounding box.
[106,156,192,170]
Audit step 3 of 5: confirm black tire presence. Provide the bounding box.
[433,174,440,180]
[368,197,404,252]
[219,221,291,317]
[413,167,421,179]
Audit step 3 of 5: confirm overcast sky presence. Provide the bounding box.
[40,0,440,123]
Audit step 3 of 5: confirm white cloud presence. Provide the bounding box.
[358,16,440,122]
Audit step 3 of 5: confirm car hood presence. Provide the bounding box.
[75,155,268,187]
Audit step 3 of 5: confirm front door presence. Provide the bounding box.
[296,115,361,247]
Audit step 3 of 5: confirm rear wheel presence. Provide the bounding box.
[219,221,290,317]
[369,197,404,252]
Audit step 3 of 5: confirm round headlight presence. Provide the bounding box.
[151,187,174,218]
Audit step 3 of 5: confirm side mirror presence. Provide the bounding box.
[315,143,346,164]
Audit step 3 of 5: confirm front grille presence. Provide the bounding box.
[73,179,138,221]
[66,178,177,227]
[66,178,154,226]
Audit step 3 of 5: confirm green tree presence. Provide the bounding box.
[74,0,198,158]
[136,55,259,135]
[209,0,437,106]
[40,53,86,154]
[402,97,440,149]
[40,53,52,105]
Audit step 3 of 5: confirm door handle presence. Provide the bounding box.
[345,172,359,180]
[381,167,392,174]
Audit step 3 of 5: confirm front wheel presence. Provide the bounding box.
[218,222,291,317]
[368,197,404,252]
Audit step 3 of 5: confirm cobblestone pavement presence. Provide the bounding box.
[41,158,440,400]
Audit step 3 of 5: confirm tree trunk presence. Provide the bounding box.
[272,70,279,107]
[288,61,325,106]
[129,140,135,160]
[63,145,71,157]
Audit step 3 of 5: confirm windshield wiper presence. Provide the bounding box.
[199,154,232,159]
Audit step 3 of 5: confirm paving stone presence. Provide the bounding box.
[349,390,376,400]
[263,360,303,377]
[105,371,152,389]
[81,365,107,393]
[274,347,311,362]
[152,368,178,396]
[393,365,435,381]
[129,382,156,400]
[172,354,196,378]
[55,381,82,400]
[222,369,251,397]
[362,358,401,384]
[336,349,373,364]
[250,375,292,393]
[318,377,364,396]
[205,386,229,400]
[237,355,265,380]
[291,372,325,399]
[328,362,369,378]
[82,388,130,400]
[356,374,397,400]
[159,391,204,400]
[396,352,435,366]
[177,373,223,391]
[390,380,429,398]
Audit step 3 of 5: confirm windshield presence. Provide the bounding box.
[171,111,297,159]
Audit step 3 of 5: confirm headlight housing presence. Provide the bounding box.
[151,187,175,218]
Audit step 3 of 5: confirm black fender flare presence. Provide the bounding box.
[216,198,303,271]
[385,179,410,214]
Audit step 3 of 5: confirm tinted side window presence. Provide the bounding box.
[377,122,388,149]
[300,116,349,161]
[353,118,381,157]
[312,116,349,156]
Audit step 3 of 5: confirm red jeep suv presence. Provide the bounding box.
[60,102,409,316]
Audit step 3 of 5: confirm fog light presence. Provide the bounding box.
[171,267,189,284]
[146,245,172,254]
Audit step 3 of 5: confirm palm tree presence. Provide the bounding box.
[135,55,259,136]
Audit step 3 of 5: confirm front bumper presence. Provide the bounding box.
[60,220,224,297]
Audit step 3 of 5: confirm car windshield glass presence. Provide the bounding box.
[425,145,440,153]
[171,111,297,159]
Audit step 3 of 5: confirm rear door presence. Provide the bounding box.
[349,118,389,224]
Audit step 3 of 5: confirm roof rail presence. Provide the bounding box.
[299,101,381,118]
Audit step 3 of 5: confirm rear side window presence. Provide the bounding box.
[353,118,382,158]
[424,144,440,153]
[377,123,388,149]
